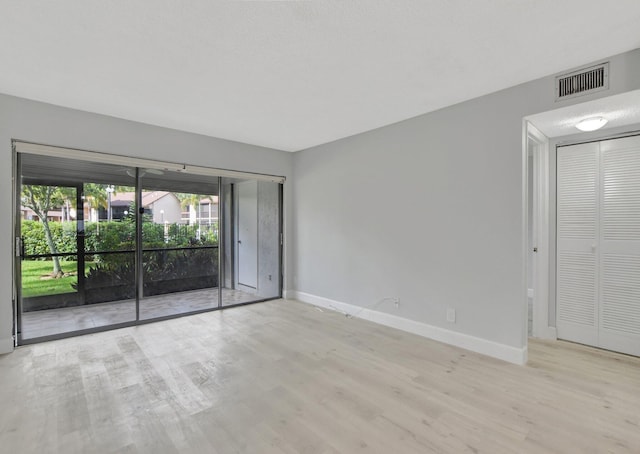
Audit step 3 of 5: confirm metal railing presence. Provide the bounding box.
[22,244,218,259]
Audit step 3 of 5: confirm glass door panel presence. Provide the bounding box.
[139,170,219,319]
[18,153,137,342]
[81,182,137,326]
[20,184,82,339]
[220,178,282,307]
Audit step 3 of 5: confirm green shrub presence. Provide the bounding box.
[21,220,76,259]
[22,219,218,260]
[76,247,218,303]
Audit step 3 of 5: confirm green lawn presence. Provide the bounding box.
[21,260,95,298]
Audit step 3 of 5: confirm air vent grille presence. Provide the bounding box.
[556,63,609,101]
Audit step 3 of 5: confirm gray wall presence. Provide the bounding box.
[0,93,293,353]
[291,49,640,350]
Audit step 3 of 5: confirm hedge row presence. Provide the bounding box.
[22,219,218,258]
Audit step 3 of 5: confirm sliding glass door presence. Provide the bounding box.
[15,145,282,344]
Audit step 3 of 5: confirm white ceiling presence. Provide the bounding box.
[1,1,640,152]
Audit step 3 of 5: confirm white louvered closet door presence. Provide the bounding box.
[599,136,640,356]
[557,135,640,356]
[556,142,599,346]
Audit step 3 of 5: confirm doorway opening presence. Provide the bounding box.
[524,88,640,358]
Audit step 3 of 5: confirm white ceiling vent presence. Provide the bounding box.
[555,62,609,101]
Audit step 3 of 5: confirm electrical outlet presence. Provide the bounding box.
[268,274,272,281]
[446,308,456,323]
[394,298,400,308]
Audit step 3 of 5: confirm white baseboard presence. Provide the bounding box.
[0,337,14,355]
[290,291,527,365]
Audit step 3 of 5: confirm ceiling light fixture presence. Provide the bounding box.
[575,116,608,132]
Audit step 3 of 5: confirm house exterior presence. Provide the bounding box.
[20,207,64,222]
[21,191,218,227]
[108,192,218,225]
[182,197,219,226]
[103,191,182,224]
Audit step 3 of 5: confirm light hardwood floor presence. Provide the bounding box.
[1,299,639,453]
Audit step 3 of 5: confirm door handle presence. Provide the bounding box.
[15,237,23,257]
[238,240,242,244]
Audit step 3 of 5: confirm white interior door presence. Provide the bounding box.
[557,135,640,356]
[598,136,640,356]
[237,180,258,289]
[556,142,599,346]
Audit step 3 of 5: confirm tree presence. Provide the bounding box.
[21,183,119,277]
[82,183,111,221]
[22,185,67,277]
[176,193,202,224]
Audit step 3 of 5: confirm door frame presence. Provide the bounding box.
[523,114,640,353]
[524,121,555,341]
[13,141,286,346]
